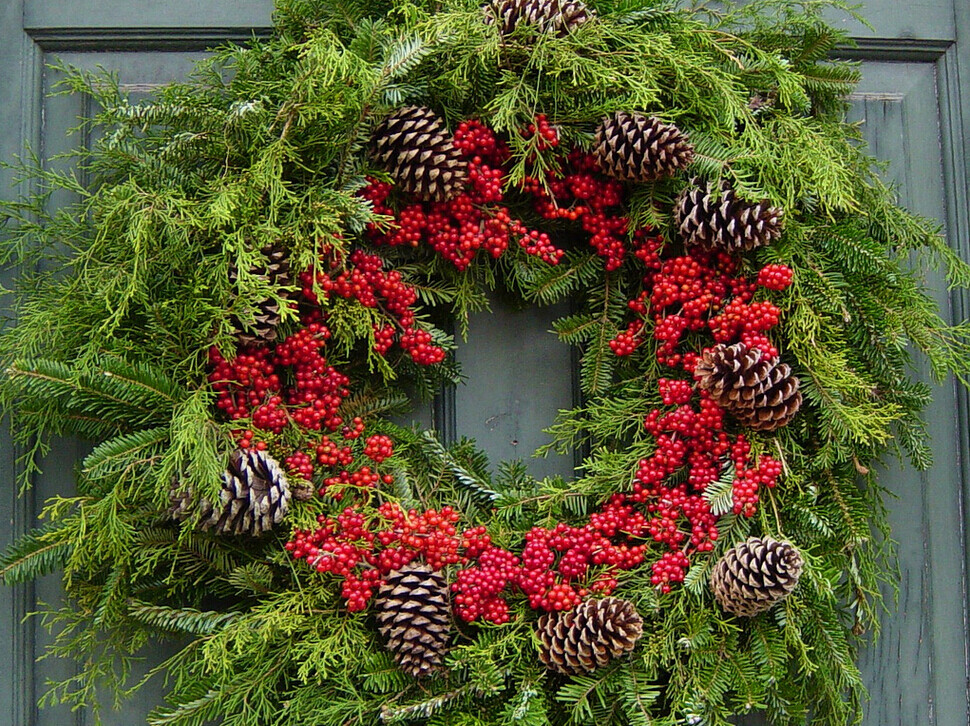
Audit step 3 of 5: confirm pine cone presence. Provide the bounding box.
[675,180,783,251]
[370,106,468,202]
[170,448,291,536]
[694,342,802,431]
[594,112,694,182]
[536,597,643,675]
[375,563,452,678]
[230,242,293,347]
[484,0,593,37]
[711,537,803,617]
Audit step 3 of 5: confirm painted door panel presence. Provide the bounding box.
[849,60,969,726]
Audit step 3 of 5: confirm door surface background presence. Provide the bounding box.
[1,1,969,724]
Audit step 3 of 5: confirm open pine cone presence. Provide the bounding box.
[170,448,292,536]
[536,597,643,675]
[375,562,452,678]
[675,179,783,251]
[229,242,293,347]
[370,106,468,202]
[694,342,802,431]
[711,537,803,617]
[484,0,593,37]
[594,112,694,182]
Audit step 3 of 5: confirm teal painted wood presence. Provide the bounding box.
[454,298,577,480]
[25,0,274,31]
[827,0,957,42]
[847,60,970,726]
[1,2,38,725]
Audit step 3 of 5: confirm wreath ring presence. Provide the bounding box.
[1,1,968,724]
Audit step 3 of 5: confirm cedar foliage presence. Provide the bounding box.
[0,0,968,724]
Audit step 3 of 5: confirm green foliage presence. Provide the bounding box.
[0,0,967,725]
[0,522,72,584]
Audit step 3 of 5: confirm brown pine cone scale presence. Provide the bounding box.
[230,242,293,347]
[536,597,643,675]
[594,112,694,182]
[375,563,452,678]
[485,0,593,37]
[675,180,783,251]
[694,342,802,431]
[371,106,468,202]
[711,537,803,617]
[170,448,291,536]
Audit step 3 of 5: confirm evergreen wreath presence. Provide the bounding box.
[2,1,970,724]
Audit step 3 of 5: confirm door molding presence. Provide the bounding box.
[25,27,273,52]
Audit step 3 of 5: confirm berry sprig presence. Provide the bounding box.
[363,117,669,272]
[286,503,463,611]
[520,113,560,152]
[452,511,647,623]
[298,248,446,364]
[611,251,791,369]
[208,323,349,434]
[519,149,632,270]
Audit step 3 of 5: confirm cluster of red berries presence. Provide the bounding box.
[209,323,349,435]
[603,373,785,589]
[621,383,726,590]
[363,120,531,270]
[726,436,783,517]
[363,434,394,463]
[452,509,647,623]
[611,245,794,369]
[758,263,794,291]
[286,503,464,611]
[281,421,396,496]
[520,149,633,270]
[520,113,560,151]
[298,248,445,364]
[363,117,672,272]
[709,297,782,358]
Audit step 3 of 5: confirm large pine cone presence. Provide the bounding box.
[375,563,452,678]
[484,0,593,37]
[711,537,803,617]
[675,180,783,251]
[370,106,468,202]
[230,243,293,346]
[694,342,802,431]
[594,112,694,182]
[536,597,643,675]
[170,448,291,536]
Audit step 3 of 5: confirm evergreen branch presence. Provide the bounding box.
[82,426,170,480]
[127,601,242,635]
[380,682,482,723]
[0,523,72,584]
[418,430,500,503]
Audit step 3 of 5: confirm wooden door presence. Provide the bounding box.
[1,1,968,724]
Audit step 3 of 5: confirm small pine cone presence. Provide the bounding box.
[370,106,468,202]
[375,563,452,678]
[594,112,694,182]
[230,243,293,346]
[675,180,783,251]
[711,537,803,617]
[694,342,802,431]
[170,448,291,536]
[484,0,593,37]
[536,597,643,675]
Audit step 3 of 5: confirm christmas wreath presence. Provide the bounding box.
[2,1,969,724]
